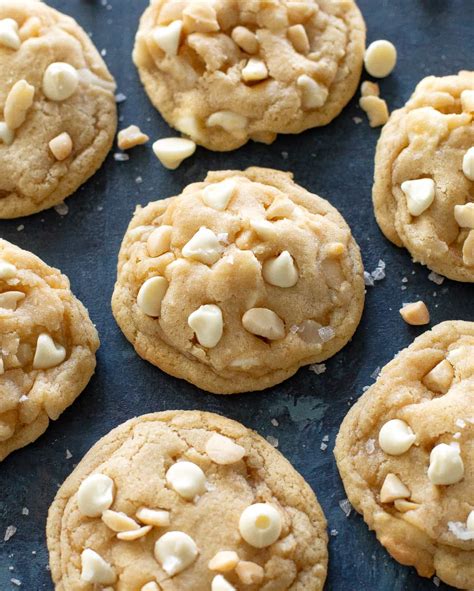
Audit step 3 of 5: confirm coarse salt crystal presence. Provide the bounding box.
[10,579,21,587]
[309,363,326,375]
[318,327,335,342]
[370,366,380,380]
[21,508,29,516]
[115,92,127,103]
[135,176,143,184]
[266,435,279,448]
[4,526,17,541]
[339,499,352,517]
[65,449,72,459]
[322,435,329,442]
[320,442,327,451]
[433,576,440,587]
[428,271,444,285]
[289,325,299,334]
[453,432,461,439]
[330,528,338,536]
[364,271,374,287]
[455,419,466,428]
[114,153,129,162]
[271,418,279,427]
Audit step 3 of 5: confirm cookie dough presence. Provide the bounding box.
[133,0,366,151]
[0,0,117,218]
[0,239,99,461]
[335,321,474,589]
[47,410,328,590]
[373,71,474,282]
[112,167,365,394]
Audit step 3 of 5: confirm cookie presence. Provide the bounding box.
[112,167,365,394]
[0,0,117,218]
[373,71,474,282]
[0,239,99,461]
[47,410,328,590]
[133,0,366,151]
[335,321,474,589]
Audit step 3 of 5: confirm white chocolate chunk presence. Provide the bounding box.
[202,179,236,211]
[152,20,183,56]
[117,125,149,150]
[137,276,168,317]
[49,132,73,161]
[297,75,328,109]
[117,525,153,541]
[393,499,421,513]
[0,291,25,310]
[136,507,170,527]
[182,227,222,264]
[4,80,35,130]
[250,219,277,239]
[152,137,196,170]
[0,122,15,145]
[378,419,416,455]
[81,549,116,585]
[287,24,310,54]
[0,260,17,279]
[262,251,298,288]
[467,510,474,531]
[231,26,258,54]
[461,90,474,113]
[206,111,248,134]
[205,433,245,465]
[364,40,397,78]
[454,203,474,228]
[154,531,198,576]
[359,95,389,127]
[188,304,223,348]
[242,58,268,82]
[0,18,20,50]
[166,461,206,501]
[208,550,239,572]
[33,333,66,369]
[141,583,160,591]
[102,510,140,532]
[428,443,464,485]
[380,473,410,503]
[239,503,282,548]
[236,561,264,585]
[147,225,173,257]
[77,474,114,517]
[422,359,454,394]
[212,575,236,591]
[399,301,430,326]
[401,178,435,216]
[242,308,285,340]
[462,147,474,181]
[43,62,79,101]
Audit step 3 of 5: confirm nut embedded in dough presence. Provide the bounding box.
[242,308,285,341]
[136,507,171,528]
[205,433,245,465]
[422,359,454,394]
[101,510,140,533]
[4,79,35,130]
[0,122,14,146]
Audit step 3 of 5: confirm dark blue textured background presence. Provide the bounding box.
[0,0,472,589]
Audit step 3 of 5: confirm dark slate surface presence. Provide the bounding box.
[0,0,472,589]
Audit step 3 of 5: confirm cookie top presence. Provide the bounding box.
[47,410,328,591]
[0,239,99,461]
[373,71,474,282]
[133,0,365,151]
[112,167,365,394]
[0,0,117,218]
[335,321,474,589]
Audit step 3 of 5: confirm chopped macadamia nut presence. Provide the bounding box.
[81,549,116,585]
[117,125,149,150]
[428,443,464,485]
[208,550,239,572]
[212,575,236,591]
[152,137,196,169]
[152,20,183,56]
[393,499,421,513]
[182,3,219,33]
[166,461,206,501]
[49,132,73,161]
[364,40,397,78]
[0,259,16,279]
[380,473,410,503]
[242,58,268,82]
[454,203,474,229]
[361,81,380,97]
[147,226,173,257]
[462,147,474,181]
[205,433,245,465]
[359,95,389,127]
[401,178,435,216]
[287,1,316,23]
[207,111,248,135]
[101,510,140,532]
[202,179,236,211]
[242,308,285,340]
[137,276,168,317]
[136,508,170,528]
[154,531,198,576]
[117,525,153,541]
[0,18,20,50]
[461,90,474,113]
[239,503,282,549]
[33,333,66,369]
[4,80,35,130]
[287,24,310,54]
[77,474,114,517]
[231,26,258,54]
[463,230,474,266]
[422,359,454,394]
[0,122,14,145]
[262,251,298,288]
[42,62,79,101]
[235,561,265,585]
[379,419,416,455]
[297,75,328,109]
[188,304,224,348]
[399,301,430,325]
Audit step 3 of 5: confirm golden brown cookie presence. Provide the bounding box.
[133,0,366,151]
[112,167,365,394]
[0,239,99,461]
[335,321,474,589]
[373,71,474,282]
[0,0,117,218]
[47,410,328,591]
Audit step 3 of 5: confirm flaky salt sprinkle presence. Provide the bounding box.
[266,435,279,448]
[10,579,21,587]
[370,366,380,380]
[115,92,127,103]
[364,271,374,287]
[135,176,143,184]
[318,327,335,343]
[4,525,17,541]
[428,271,445,285]
[114,152,129,162]
[433,576,440,587]
[353,116,363,124]
[453,432,461,440]
[309,363,326,375]
[339,499,352,517]
[455,418,466,429]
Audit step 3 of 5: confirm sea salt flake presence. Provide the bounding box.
[455,418,466,428]
[271,418,279,427]
[428,271,445,285]
[309,363,326,375]
[371,259,386,281]
[320,442,328,451]
[370,366,380,380]
[318,327,335,343]
[19,395,28,402]
[135,176,143,184]
[16,225,24,232]
[364,271,374,287]
[401,277,408,283]
[453,432,461,440]
[330,528,338,536]
[10,579,21,587]
[447,521,474,541]
[281,151,288,159]
[115,92,127,103]
[21,507,29,516]
[266,435,279,448]
[289,324,299,334]
[353,116,363,124]
[365,439,375,454]
[322,435,329,442]
[339,499,352,517]
[114,153,129,162]
[4,526,17,541]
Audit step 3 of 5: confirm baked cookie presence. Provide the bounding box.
[373,71,474,282]
[335,321,474,589]
[0,239,99,461]
[47,410,328,590]
[0,0,117,218]
[112,167,365,394]
[133,0,366,151]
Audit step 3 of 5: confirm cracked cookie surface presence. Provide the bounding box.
[111,167,365,394]
[373,71,474,282]
[133,0,365,151]
[0,0,117,218]
[335,321,474,589]
[0,239,99,461]
[47,410,328,591]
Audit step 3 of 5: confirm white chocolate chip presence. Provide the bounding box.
[33,333,66,370]
[4,80,35,130]
[287,24,310,54]
[467,510,474,531]
[401,178,435,216]
[297,75,328,109]
[239,503,282,548]
[137,276,168,317]
[428,443,464,485]
[49,132,73,161]
[77,474,114,517]
[205,433,245,465]
[380,473,410,503]
[152,137,196,170]
[262,251,298,288]
[231,26,258,54]
[117,125,149,150]
[454,203,474,229]
[101,510,140,532]
[188,305,224,347]
[236,561,264,585]
[242,308,285,340]
[147,226,173,257]
[463,230,474,266]
[141,583,160,591]
[117,525,153,541]
[202,179,236,211]
[364,40,397,78]
[461,90,474,113]
[0,18,20,50]
[208,550,239,572]
[43,62,79,101]
[0,260,17,279]
[166,461,206,501]
[136,507,171,528]
[399,301,430,326]
[359,95,389,127]
[206,111,248,135]
[0,291,25,310]
[212,575,236,591]
[378,419,416,455]
[81,549,116,585]
[462,147,474,181]
[422,359,454,394]
[0,122,15,146]
[175,114,202,141]
[18,16,41,41]
[152,20,183,56]
[250,219,277,240]
[182,227,222,264]
[154,531,199,576]
[242,58,268,82]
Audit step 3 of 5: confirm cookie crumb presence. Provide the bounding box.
[54,202,69,216]
[365,439,375,454]
[66,449,72,459]
[359,95,389,127]
[10,578,21,587]
[270,418,279,427]
[353,116,363,124]
[117,125,149,150]
[309,363,326,375]
[4,526,17,541]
